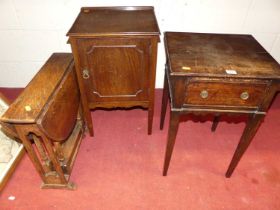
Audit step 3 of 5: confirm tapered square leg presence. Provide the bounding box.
[160,73,169,130]
[163,111,180,176]
[211,115,220,132]
[148,106,154,135]
[79,99,94,136]
[85,108,94,137]
[225,114,264,177]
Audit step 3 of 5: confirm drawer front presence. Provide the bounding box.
[184,80,269,107]
[76,38,151,102]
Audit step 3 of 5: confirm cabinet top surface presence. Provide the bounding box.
[67,6,160,37]
[1,53,73,124]
[165,32,280,79]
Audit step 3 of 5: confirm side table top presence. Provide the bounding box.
[165,32,280,79]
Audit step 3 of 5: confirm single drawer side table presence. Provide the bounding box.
[160,32,280,177]
[67,7,160,136]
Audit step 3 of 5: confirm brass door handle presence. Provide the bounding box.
[240,91,249,100]
[82,69,90,79]
[200,90,208,99]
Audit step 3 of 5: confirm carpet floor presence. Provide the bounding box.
[0,88,280,210]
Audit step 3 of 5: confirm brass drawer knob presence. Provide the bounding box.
[200,90,208,99]
[240,91,249,100]
[82,69,90,79]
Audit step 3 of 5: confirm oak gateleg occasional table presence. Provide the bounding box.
[0,54,84,189]
[160,32,280,177]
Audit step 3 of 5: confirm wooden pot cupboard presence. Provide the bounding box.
[67,6,160,136]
